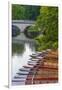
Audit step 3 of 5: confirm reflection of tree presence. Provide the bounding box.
[24,26,40,39]
[12,43,25,56]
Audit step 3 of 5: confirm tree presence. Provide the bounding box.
[12,4,40,20]
[35,6,58,51]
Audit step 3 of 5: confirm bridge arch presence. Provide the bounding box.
[12,20,35,32]
[24,26,31,37]
[12,25,20,37]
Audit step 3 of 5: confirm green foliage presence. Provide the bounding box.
[12,4,40,20]
[12,5,25,20]
[52,41,58,49]
[34,6,58,51]
[12,5,58,51]
[24,26,40,38]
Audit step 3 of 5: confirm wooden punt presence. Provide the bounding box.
[26,77,58,81]
[19,68,30,71]
[12,80,25,82]
[17,72,29,75]
[14,76,27,79]
[29,58,39,61]
[18,71,29,74]
[28,61,38,63]
[23,65,34,69]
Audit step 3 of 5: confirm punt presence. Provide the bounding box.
[27,62,37,65]
[17,73,34,75]
[28,60,38,63]
[19,68,31,71]
[14,75,27,78]
[14,76,27,79]
[36,56,43,59]
[12,80,25,82]
[29,58,39,61]
[18,71,29,74]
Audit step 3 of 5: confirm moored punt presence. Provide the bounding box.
[30,55,37,58]
[29,59,39,61]
[29,59,43,63]
[29,60,39,62]
[36,56,43,59]
[12,82,25,85]
[31,53,38,55]
[19,69,30,72]
[13,78,26,80]
[28,63,40,66]
[28,61,41,66]
[31,53,41,56]
[30,53,44,58]
[28,60,42,64]
[19,70,36,74]
[29,58,39,61]
[30,52,45,57]
[14,76,27,79]
[37,66,58,70]
[27,62,37,65]
[17,71,37,75]
[36,51,48,55]
[12,49,58,85]
[26,77,58,81]
[28,59,44,67]
[14,75,28,78]
[28,61,37,64]
[17,73,30,75]
[12,80,25,82]
[23,65,34,69]
[19,68,31,71]
[28,60,38,63]
[18,71,29,74]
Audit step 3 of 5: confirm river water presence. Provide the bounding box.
[12,33,36,80]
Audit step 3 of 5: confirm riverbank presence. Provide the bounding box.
[25,49,58,84]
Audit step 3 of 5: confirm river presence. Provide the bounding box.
[12,33,36,81]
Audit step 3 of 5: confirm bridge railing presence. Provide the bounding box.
[12,20,35,24]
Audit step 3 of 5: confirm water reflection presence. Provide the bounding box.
[12,42,35,79]
[12,43,25,56]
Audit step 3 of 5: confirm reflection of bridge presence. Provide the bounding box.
[12,33,35,44]
[12,20,35,32]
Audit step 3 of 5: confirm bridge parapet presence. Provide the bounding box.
[12,20,35,24]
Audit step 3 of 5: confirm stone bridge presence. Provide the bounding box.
[12,20,35,32]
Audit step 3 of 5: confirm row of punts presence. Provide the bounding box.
[12,50,51,85]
